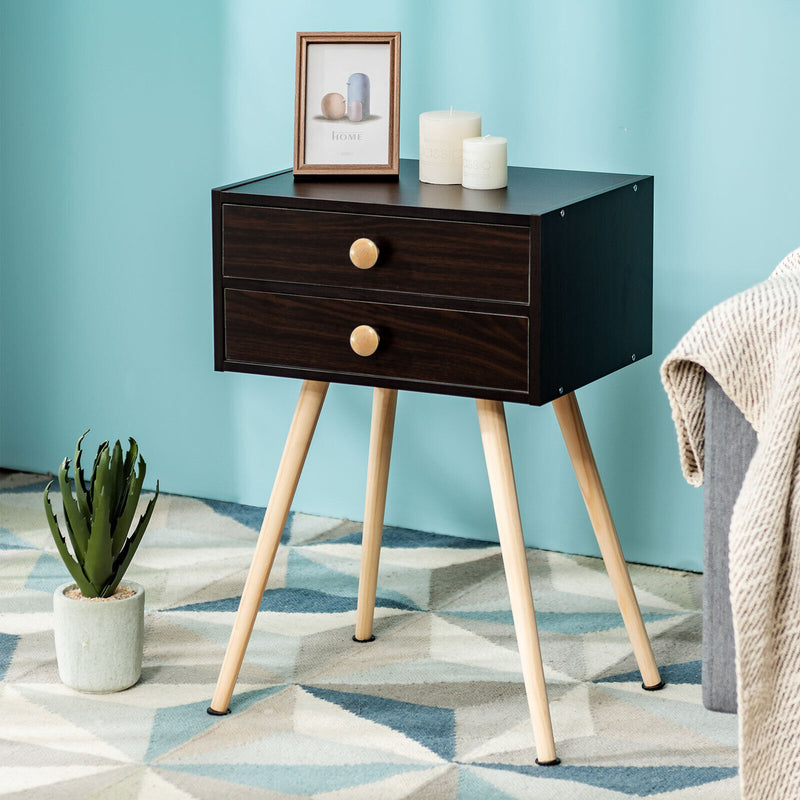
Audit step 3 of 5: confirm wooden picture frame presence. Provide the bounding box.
[294,32,401,179]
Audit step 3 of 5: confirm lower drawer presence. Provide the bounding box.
[223,290,528,393]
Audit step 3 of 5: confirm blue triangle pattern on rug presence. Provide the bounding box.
[163,763,432,793]
[599,660,702,685]
[198,498,276,535]
[285,548,361,598]
[0,632,20,681]
[171,587,416,614]
[459,767,519,799]
[0,528,37,550]
[287,550,419,611]
[227,685,290,716]
[303,685,456,760]
[25,552,70,593]
[146,687,286,762]
[442,610,514,625]
[443,610,677,634]
[326,525,494,550]
[536,611,677,635]
[146,700,229,762]
[475,763,738,796]
[20,685,158,762]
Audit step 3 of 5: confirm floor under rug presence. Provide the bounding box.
[0,472,738,799]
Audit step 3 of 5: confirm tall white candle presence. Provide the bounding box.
[462,135,508,190]
[419,109,481,184]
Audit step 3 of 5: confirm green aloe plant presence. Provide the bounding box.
[43,431,159,598]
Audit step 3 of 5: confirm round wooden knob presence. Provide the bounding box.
[349,238,379,270]
[350,325,380,357]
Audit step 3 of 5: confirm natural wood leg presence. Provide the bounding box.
[354,388,398,642]
[476,398,559,766]
[552,391,663,690]
[208,380,329,714]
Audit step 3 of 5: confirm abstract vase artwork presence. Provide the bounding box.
[346,73,370,119]
[320,73,370,122]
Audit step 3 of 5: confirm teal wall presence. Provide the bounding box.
[2,1,799,571]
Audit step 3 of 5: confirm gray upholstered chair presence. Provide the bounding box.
[703,372,757,712]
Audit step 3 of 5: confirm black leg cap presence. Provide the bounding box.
[642,680,666,691]
[535,757,561,766]
[207,706,231,716]
[352,634,376,643]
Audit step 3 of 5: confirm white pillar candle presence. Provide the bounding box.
[419,109,481,184]
[461,135,508,190]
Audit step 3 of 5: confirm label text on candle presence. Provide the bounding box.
[420,143,460,164]
[463,157,494,172]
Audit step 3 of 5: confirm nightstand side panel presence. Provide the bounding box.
[538,178,654,404]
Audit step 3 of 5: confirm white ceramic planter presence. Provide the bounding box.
[53,581,144,693]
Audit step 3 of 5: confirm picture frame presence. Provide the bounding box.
[293,32,401,179]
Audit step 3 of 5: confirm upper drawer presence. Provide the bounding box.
[221,205,529,304]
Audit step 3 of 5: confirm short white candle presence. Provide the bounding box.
[419,109,481,184]
[462,135,508,190]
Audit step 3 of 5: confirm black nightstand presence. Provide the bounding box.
[208,160,662,766]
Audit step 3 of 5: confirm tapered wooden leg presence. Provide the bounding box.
[552,391,663,690]
[208,380,329,715]
[476,398,559,766]
[354,388,398,642]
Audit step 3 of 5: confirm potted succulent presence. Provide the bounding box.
[43,431,159,692]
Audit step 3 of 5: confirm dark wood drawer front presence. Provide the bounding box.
[222,206,529,303]
[224,290,528,392]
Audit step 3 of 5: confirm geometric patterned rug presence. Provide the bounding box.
[0,471,739,799]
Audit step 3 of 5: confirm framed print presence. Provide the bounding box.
[294,32,401,178]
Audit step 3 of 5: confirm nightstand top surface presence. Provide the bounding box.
[217,159,650,223]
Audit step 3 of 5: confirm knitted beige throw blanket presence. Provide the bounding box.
[661,247,800,799]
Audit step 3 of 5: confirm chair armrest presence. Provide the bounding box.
[702,372,757,711]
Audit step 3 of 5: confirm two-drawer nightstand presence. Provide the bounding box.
[208,159,663,766]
